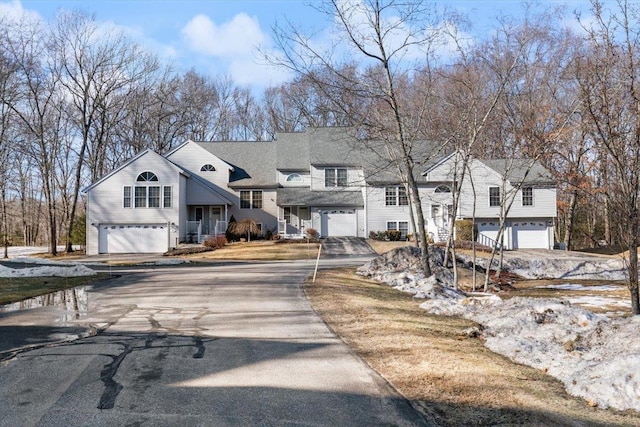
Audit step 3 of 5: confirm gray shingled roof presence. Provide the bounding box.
[277,187,364,207]
[276,131,310,171]
[480,158,555,184]
[196,141,278,188]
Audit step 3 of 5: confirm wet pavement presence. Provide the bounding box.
[0,260,428,426]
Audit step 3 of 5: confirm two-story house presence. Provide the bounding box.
[84,127,556,254]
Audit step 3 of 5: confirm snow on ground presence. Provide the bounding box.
[459,253,628,281]
[4,246,77,259]
[0,264,97,278]
[358,248,640,412]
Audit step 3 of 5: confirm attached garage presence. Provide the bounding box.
[320,209,357,237]
[98,224,168,254]
[512,221,550,249]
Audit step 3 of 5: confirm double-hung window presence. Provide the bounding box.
[135,186,147,208]
[148,186,161,208]
[163,186,172,208]
[240,190,263,209]
[387,221,409,239]
[325,168,347,187]
[385,186,409,206]
[123,186,132,208]
[522,187,533,206]
[489,186,501,207]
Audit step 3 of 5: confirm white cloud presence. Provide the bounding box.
[0,0,42,23]
[181,12,265,57]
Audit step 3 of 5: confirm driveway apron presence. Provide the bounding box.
[0,261,428,426]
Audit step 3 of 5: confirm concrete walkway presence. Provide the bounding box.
[0,261,428,426]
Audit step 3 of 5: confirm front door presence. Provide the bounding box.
[195,206,205,234]
[210,206,222,235]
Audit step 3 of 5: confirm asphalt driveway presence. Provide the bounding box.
[0,260,427,426]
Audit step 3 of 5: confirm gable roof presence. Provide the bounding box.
[165,139,236,172]
[83,149,186,192]
[195,141,278,188]
[479,158,555,185]
[422,152,555,186]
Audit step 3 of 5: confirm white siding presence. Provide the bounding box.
[86,151,181,255]
[365,186,413,235]
[166,140,232,188]
[227,189,279,234]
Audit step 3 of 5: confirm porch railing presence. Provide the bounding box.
[186,220,201,243]
[214,220,227,236]
[277,220,287,235]
[477,233,504,250]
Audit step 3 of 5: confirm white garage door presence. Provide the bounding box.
[99,224,168,254]
[321,209,357,237]
[513,221,548,249]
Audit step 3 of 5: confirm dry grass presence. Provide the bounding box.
[188,240,321,260]
[305,268,640,426]
[366,240,413,254]
[0,274,107,305]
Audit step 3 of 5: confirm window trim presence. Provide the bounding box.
[434,185,452,193]
[148,186,161,208]
[136,171,158,182]
[385,186,409,206]
[325,168,348,188]
[522,187,534,206]
[135,186,147,208]
[240,190,263,209]
[386,220,409,239]
[489,186,501,207]
[123,186,131,208]
[163,186,172,208]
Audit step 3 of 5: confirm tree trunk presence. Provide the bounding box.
[563,189,578,250]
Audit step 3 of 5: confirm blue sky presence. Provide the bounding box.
[1,0,601,92]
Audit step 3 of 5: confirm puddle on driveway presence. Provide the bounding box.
[0,287,89,323]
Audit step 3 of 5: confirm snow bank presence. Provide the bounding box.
[0,264,96,278]
[360,247,640,412]
[459,253,628,281]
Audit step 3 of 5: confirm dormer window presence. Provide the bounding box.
[201,164,216,172]
[434,185,451,193]
[287,173,303,182]
[137,171,158,182]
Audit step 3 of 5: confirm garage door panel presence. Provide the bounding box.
[321,209,357,237]
[99,224,167,254]
[513,221,548,249]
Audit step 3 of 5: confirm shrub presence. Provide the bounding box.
[203,235,227,249]
[387,230,402,241]
[226,215,239,242]
[306,228,319,239]
[455,219,476,241]
[369,230,387,240]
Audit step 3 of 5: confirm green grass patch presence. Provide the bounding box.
[0,274,108,305]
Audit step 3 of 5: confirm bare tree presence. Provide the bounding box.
[576,0,640,314]
[52,11,159,252]
[269,0,450,276]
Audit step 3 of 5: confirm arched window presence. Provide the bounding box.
[434,185,451,193]
[200,164,216,172]
[286,173,303,182]
[136,171,158,182]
